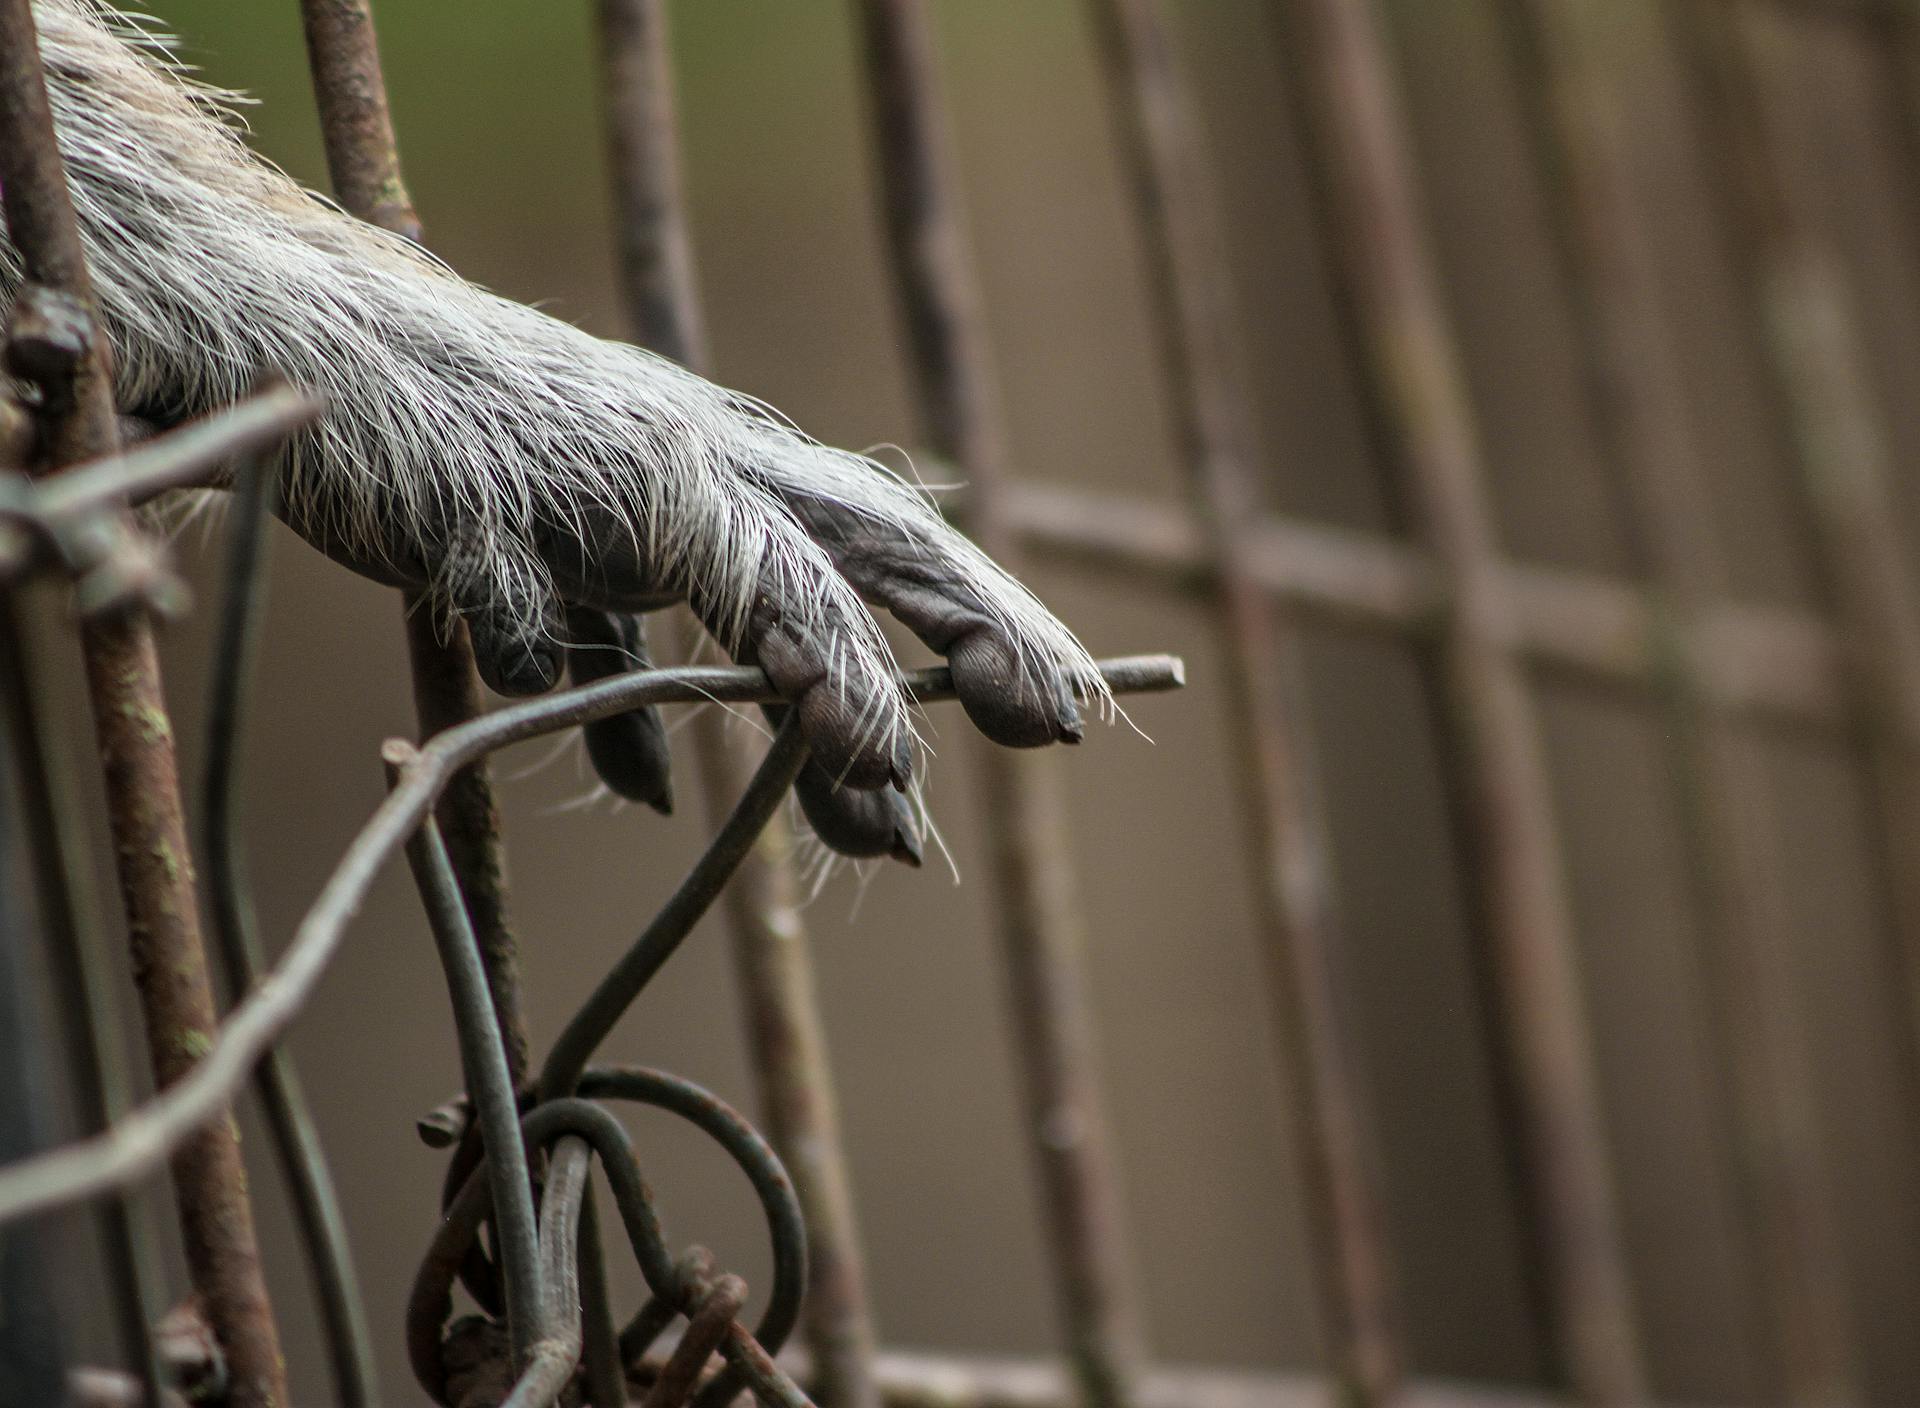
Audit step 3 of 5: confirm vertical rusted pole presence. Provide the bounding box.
[0,804,67,1408]
[851,8,1152,1408]
[593,7,883,1408]
[295,0,533,1082]
[1670,0,1920,1116]
[1496,3,1859,1402]
[1268,0,1646,1401]
[0,600,167,1408]
[1872,0,1920,272]
[1080,1,1402,1403]
[0,5,289,1405]
[710,818,881,1408]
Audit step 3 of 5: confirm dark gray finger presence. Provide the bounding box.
[765,704,920,864]
[443,533,565,697]
[780,497,1082,750]
[536,499,913,793]
[566,607,673,815]
[280,493,568,700]
[795,763,921,864]
[733,591,912,794]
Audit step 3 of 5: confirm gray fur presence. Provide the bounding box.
[6,0,1108,794]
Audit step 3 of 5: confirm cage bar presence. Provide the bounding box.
[296,0,536,1085]
[850,4,1151,1407]
[1673,0,1920,1103]
[1080,0,1404,1401]
[592,5,886,1406]
[1267,0,1646,1400]
[1495,2,1859,1401]
[0,4,289,1403]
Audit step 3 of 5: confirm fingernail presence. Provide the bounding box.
[1057,698,1084,745]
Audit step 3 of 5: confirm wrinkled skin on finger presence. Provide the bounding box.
[564,607,674,816]
[272,480,1088,860]
[778,490,1084,749]
[779,709,922,865]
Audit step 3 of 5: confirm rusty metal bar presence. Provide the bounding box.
[775,1350,1755,1408]
[852,6,1156,1408]
[0,655,1180,1227]
[396,792,546,1371]
[592,5,884,1407]
[708,810,882,1408]
[579,1190,632,1408]
[1871,0,1920,282]
[645,1273,750,1408]
[814,1352,1641,1408]
[201,442,379,1408]
[404,617,532,1075]
[507,1134,593,1408]
[535,715,813,1102]
[0,5,290,1405]
[0,596,167,1407]
[520,1098,820,1408]
[1081,0,1401,1401]
[28,382,321,515]
[1495,2,1859,1402]
[860,1358,1426,1408]
[1739,0,1908,19]
[1669,0,1920,1116]
[295,0,535,1083]
[1004,481,1857,731]
[1269,0,1645,1400]
[296,0,537,1393]
[0,763,72,1408]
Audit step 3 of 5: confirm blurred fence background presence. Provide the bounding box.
[9,1,1920,1406]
